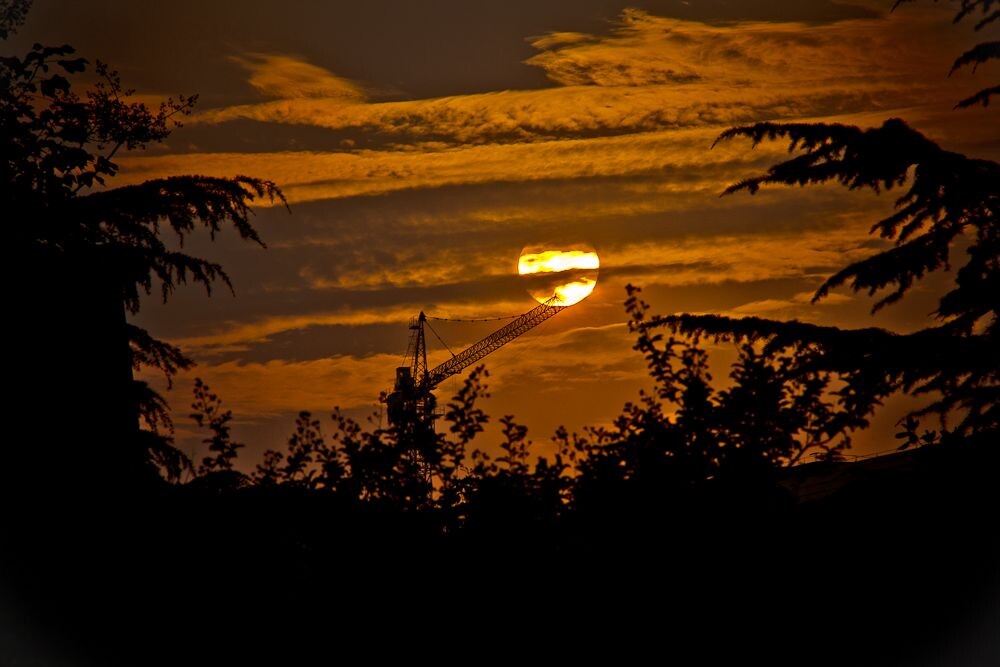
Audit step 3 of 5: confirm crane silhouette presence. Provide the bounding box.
[381,296,567,431]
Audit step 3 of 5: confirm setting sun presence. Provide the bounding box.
[518,248,600,306]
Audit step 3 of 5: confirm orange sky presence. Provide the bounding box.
[11,1,1000,468]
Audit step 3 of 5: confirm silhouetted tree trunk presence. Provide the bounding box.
[10,246,156,495]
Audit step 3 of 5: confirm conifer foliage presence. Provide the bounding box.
[895,0,998,108]
[652,3,999,435]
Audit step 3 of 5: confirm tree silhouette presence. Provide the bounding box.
[647,5,999,438]
[895,0,998,108]
[569,284,860,518]
[0,0,29,39]
[3,9,284,486]
[191,378,245,475]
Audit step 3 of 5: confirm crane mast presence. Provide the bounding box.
[382,297,565,429]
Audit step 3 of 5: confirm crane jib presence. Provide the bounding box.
[425,299,564,388]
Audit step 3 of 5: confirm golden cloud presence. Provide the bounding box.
[157,354,399,416]
[150,320,643,419]
[518,250,600,275]
[524,8,948,89]
[117,124,783,204]
[164,214,879,362]
[180,7,968,150]
[169,297,545,357]
[229,52,367,101]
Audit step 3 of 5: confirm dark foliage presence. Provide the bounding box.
[190,378,244,476]
[715,118,998,328]
[895,0,999,107]
[650,3,999,438]
[0,0,29,39]
[6,297,994,664]
[2,42,285,335]
[182,287,869,530]
[666,113,999,434]
[3,30,285,480]
[892,0,1000,109]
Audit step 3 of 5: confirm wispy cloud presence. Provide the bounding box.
[181,9,960,148]
[147,320,645,420]
[118,125,751,202]
[118,6,981,210]
[169,297,545,357]
[229,52,367,101]
[159,211,878,361]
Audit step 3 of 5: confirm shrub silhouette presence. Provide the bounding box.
[186,285,863,534]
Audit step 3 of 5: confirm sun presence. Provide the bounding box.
[518,247,600,306]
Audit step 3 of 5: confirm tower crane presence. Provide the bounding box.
[381,296,567,430]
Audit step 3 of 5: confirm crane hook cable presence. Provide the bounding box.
[426,313,522,322]
[426,295,562,323]
[424,318,456,358]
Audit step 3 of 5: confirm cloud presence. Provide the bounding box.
[728,290,854,315]
[190,83,902,146]
[148,319,646,428]
[178,8,963,149]
[116,123,809,205]
[115,6,989,211]
[228,52,367,101]
[120,127,690,198]
[524,9,921,89]
[187,72,932,147]
[154,353,398,417]
[156,211,880,363]
[168,296,548,358]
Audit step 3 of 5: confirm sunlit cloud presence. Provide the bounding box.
[524,9,941,89]
[161,216,878,360]
[121,103,980,211]
[148,321,645,422]
[117,125,784,204]
[180,8,966,150]
[169,297,544,357]
[229,52,367,101]
[518,250,600,275]
[154,353,400,417]
[729,290,854,316]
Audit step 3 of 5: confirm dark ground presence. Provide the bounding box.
[1,436,998,665]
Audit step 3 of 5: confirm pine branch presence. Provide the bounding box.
[973,9,999,30]
[955,84,1000,108]
[950,41,1000,74]
[126,323,193,383]
[715,119,999,330]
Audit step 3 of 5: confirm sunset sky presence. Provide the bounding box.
[10,0,1000,467]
